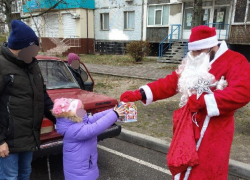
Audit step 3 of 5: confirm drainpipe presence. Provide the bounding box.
[141,0,144,41]
[86,9,89,54]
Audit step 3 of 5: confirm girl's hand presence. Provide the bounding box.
[114,105,125,117]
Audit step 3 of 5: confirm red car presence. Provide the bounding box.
[33,55,121,159]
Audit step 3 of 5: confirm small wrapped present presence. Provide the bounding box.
[117,102,137,123]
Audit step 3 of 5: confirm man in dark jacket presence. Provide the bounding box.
[67,52,88,90]
[0,20,56,179]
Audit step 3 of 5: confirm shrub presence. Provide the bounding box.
[126,41,150,62]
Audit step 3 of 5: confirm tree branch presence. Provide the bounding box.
[18,0,66,20]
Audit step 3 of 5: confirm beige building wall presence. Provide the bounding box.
[87,10,94,38]
[28,9,94,39]
[76,9,86,38]
[76,9,94,38]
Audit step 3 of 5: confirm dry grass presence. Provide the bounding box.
[78,54,156,66]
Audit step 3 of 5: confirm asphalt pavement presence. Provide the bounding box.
[30,137,247,180]
[85,61,250,180]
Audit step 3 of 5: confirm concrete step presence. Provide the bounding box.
[170,46,185,49]
[164,52,184,55]
[164,53,183,56]
[167,50,184,53]
[171,45,186,48]
[158,59,182,64]
[164,55,184,58]
[159,40,187,64]
[163,56,184,59]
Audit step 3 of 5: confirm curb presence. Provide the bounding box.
[116,129,250,179]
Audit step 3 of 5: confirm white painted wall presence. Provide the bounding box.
[168,3,182,39]
[95,0,143,41]
[170,0,181,3]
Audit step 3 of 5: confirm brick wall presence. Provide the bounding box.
[229,25,250,45]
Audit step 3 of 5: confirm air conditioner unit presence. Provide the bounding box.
[71,13,80,19]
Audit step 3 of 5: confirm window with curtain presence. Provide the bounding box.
[148,5,169,26]
[100,13,109,30]
[124,11,135,30]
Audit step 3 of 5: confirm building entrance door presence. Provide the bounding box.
[182,1,231,40]
[182,5,212,39]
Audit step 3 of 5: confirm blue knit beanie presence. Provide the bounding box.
[8,20,39,50]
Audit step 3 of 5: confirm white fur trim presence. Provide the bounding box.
[188,35,218,51]
[140,85,153,105]
[174,173,180,180]
[184,167,192,180]
[204,94,220,117]
[184,115,211,179]
[196,115,210,150]
[210,41,228,65]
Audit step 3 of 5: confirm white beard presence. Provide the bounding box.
[176,52,215,107]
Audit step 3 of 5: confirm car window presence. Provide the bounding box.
[79,67,88,82]
[38,60,80,89]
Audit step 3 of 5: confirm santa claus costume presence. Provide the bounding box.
[121,26,250,180]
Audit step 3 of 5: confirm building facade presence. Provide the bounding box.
[178,0,250,60]
[23,0,95,55]
[227,0,250,60]
[94,0,144,54]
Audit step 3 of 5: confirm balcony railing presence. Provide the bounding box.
[158,24,181,60]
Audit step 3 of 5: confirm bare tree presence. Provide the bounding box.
[0,0,16,31]
[192,0,203,27]
[0,0,66,32]
[20,0,66,20]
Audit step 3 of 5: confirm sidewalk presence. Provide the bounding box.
[85,62,250,179]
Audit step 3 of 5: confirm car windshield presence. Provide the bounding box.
[38,60,80,89]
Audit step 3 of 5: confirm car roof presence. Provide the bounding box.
[36,55,65,61]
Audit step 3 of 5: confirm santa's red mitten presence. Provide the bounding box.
[188,94,206,112]
[120,90,142,102]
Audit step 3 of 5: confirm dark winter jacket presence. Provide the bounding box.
[68,66,86,90]
[0,42,56,153]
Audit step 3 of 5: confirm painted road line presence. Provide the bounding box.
[98,145,172,175]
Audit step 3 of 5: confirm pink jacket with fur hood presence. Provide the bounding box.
[56,109,118,180]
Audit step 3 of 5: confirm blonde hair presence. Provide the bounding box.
[52,111,83,123]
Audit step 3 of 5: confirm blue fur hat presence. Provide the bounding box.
[8,20,39,50]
